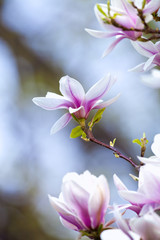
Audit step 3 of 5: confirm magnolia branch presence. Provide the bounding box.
[85,129,139,170]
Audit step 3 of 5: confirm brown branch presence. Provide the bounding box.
[86,129,139,170]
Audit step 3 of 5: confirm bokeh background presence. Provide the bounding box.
[0,0,160,239]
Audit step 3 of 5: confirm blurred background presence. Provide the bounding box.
[0,0,160,239]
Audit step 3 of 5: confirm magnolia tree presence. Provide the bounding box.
[33,0,160,239]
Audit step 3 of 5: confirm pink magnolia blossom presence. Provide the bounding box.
[138,133,160,165]
[32,75,119,134]
[130,40,160,71]
[85,0,160,56]
[130,210,160,240]
[114,207,160,240]
[113,164,160,215]
[48,171,110,232]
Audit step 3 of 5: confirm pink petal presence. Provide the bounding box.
[102,36,125,57]
[60,217,79,231]
[131,41,158,58]
[151,134,160,158]
[59,75,85,107]
[143,0,160,14]
[93,93,120,109]
[138,156,160,165]
[85,74,116,113]
[88,175,109,229]
[48,195,85,230]
[32,97,73,110]
[69,106,86,119]
[138,165,160,201]
[129,62,146,72]
[50,113,72,135]
[113,174,128,191]
[62,180,91,228]
[119,190,148,205]
[144,55,157,71]
[85,28,122,38]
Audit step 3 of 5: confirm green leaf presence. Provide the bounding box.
[132,139,142,146]
[97,4,107,17]
[110,138,116,147]
[70,126,83,138]
[142,0,146,9]
[112,13,122,19]
[88,108,106,129]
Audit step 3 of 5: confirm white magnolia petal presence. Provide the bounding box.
[60,217,79,231]
[88,175,109,229]
[113,174,128,191]
[130,212,160,240]
[138,156,160,165]
[46,92,65,99]
[102,36,125,57]
[50,113,72,135]
[131,41,158,58]
[48,195,71,215]
[112,0,137,17]
[143,55,156,71]
[48,195,85,230]
[93,93,120,109]
[85,28,121,39]
[129,62,146,72]
[144,13,153,23]
[113,206,132,238]
[59,75,85,106]
[144,0,160,14]
[85,74,116,103]
[62,181,91,228]
[69,106,84,114]
[138,165,160,200]
[119,190,148,204]
[151,134,160,158]
[32,97,72,110]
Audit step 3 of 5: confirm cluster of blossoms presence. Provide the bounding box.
[33,0,160,239]
[49,135,160,240]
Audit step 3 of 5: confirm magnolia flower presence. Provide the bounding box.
[141,69,160,88]
[130,210,160,240]
[49,171,110,232]
[85,0,160,56]
[113,207,160,240]
[130,40,160,71]
[32,75,119,134]
[114,164,160,215]
[138,133,160,165]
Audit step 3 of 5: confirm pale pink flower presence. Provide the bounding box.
[114,207,160,240]
[130,210,160,240]
[114,164,160,215]
[85,0,160,56]
[130,40,160,71]
[48,171,110,231]
[32,75,119,134]
[138,133,160,165]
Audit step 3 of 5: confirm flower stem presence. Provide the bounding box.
[86,129,139,170]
